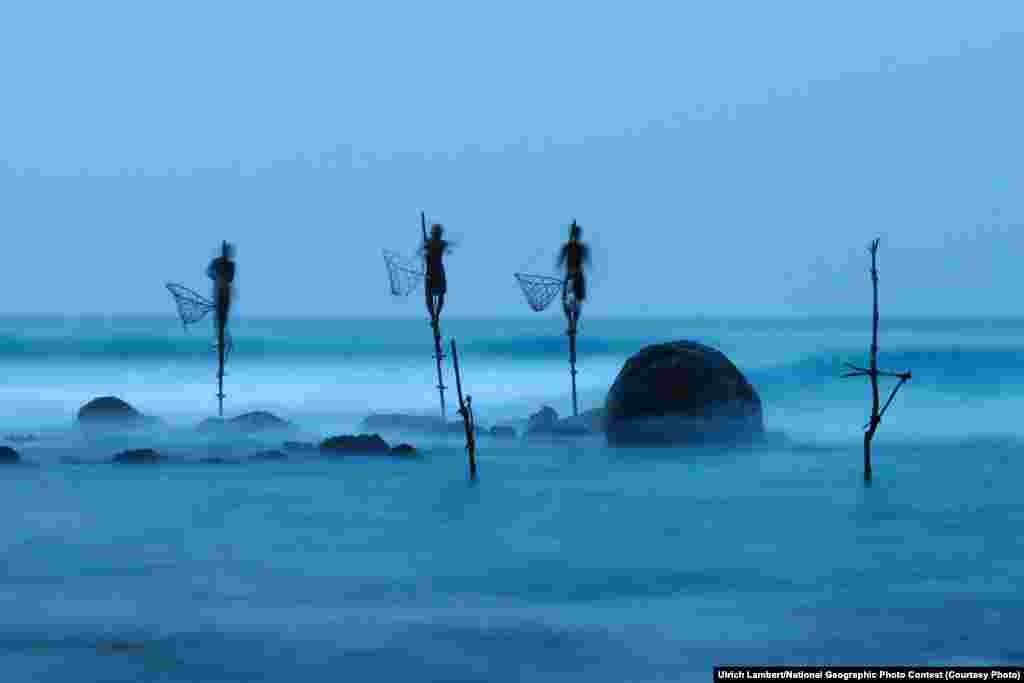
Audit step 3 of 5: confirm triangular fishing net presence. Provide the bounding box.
[166,283,215,327]
[383,249,424,297]
[514,273,563,312]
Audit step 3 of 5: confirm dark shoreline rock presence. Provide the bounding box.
[78,396,158,431]
[198,411,293,435]
[604,340,764,447]
[526,407,604,438]
[390,443,417,456]
[250,450,288,461]
[0,446,21,464]
[320,434,391,454]
[111,448,163,464]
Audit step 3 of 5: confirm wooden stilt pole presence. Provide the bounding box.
[451,339,477,480]
[841,238,912,482]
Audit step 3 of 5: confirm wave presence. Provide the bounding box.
[0,330,661,362]
[748,346,1024,398]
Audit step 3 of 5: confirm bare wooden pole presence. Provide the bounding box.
[422,211,447,420]
[567,310,579,417]
[842,238,912,481]
[451,339,477,480]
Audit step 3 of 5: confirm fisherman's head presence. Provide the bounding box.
[569,221,581,241]
[431,224,443,238]
[221,241,235,260]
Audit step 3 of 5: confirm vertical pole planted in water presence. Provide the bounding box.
[567,311,579,417]
[423,211,447,420]
[451,339,477,480]
[216,342,225,418]
[840,238,912,482]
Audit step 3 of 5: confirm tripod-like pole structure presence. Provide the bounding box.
[451,340,477,480]
[423,212,447,421]
[840,238,912,482]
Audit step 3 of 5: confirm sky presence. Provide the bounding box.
[1,1,1023,317]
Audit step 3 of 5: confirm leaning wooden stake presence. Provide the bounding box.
[450,340,477,481]
[840,238,912,481]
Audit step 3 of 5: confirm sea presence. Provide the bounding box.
[1,315,1022,681]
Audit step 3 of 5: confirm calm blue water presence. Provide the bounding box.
[1,316,1022,680]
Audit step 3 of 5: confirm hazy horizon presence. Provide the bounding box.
[2,2,1022,318]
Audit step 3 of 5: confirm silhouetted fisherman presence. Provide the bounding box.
[420,223,450,321]
[206,241,236,416]
[557,220,590,320]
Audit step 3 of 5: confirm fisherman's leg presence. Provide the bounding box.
[436,293,445,316]
[425,290,436,321]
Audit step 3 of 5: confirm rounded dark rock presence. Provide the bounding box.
[111,448,163,464]
[390,443,417,456]
[198,411,292,435]
[604,340,764,447]
[0,446,21,464]
[526,406,559,435]
[320,434,391,454]
[77,396,154,430]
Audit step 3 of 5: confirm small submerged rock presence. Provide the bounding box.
[4,434,38,444]
[390,443,417,456]
[198,456,241,465]
[250,449,288,462]
[111,448,163,464]
[282,441,317,452]
[0,446,21,464]
[488,425,516,439]
[320,434,391,454]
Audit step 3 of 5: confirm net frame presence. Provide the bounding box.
[383,249,425,297]
[166,283,215,327]
[514,272,563,312]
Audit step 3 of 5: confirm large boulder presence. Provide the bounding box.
[0,446,21,464]
[604,341,764,446]
[77,396,156,431]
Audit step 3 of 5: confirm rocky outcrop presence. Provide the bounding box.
[526,406,559,435]
[604,340,764,446]
[526,406,604,438]
[0,446,20,464]
[390,443,417,456]
[77,397,157,431]
[197,411,293,435]
[320,434,391,454]
[111,448,164,464]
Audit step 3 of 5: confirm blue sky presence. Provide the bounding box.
[1,1,1022,316]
